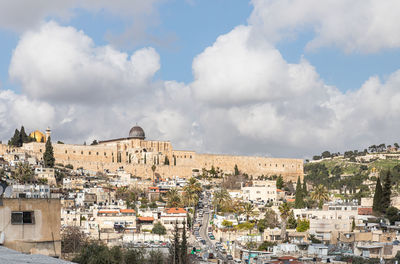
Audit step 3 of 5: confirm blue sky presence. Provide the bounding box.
[1,0,398,93]
[1,0,400,158]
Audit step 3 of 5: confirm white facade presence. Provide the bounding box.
[241,180,277,203]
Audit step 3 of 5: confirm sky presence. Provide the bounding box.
[0,0,400,159]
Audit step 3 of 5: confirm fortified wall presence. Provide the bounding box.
[3,125,303,181]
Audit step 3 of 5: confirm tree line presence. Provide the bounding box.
[8,126,36,147]
[311,142,399,161]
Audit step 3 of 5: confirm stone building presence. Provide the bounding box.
[3,125,303,181]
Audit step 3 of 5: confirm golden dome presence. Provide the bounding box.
[29,130,46,143]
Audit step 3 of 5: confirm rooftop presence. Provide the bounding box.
[0,246,72,264]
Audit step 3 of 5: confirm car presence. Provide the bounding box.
[227,255,233,260]
[208,252,215,259]
[201,239,206,245]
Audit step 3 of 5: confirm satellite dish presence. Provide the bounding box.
[4,186,12,198]
[0,182,7,196]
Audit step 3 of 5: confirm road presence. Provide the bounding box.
[199,200,228,263]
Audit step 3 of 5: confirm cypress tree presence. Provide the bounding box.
[180,222,188,264]
[169,222,180,264]
[19,126,30,144]
[373,177,383,213]
[43,136,55,168]
[382,171,392,212]
[9,129,20,147]
[302,180,308,196]
[234,164,239,175]
[295,177,305,208]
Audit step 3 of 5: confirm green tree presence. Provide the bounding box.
[321,151,331,158]
[287,210,297,229]
[180,223,188,264]
[372,177,383,213]
[242,202,255,221]
[294,177,305,208]
[381,170,392,212]
[148,250,165,264]
[257,208,279,232]
[43,136,55,168]
[296,219,310,232]
[222,220,233,228]
[302,180,308,197]
[387,207,400,225]
[311,184,329,208]
[152,222,167,235]
[125,248,145,263]
[8,129,20,147]
[212,188,231,213]
[19,126,30,144]
[166,188,182,208]
[276,175,284,189]
[234,164,239,176]
[14,162,34,183]
[73,241,111,264]
[169,223,180,264]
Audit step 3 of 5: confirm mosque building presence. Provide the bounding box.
[16,125,303,181]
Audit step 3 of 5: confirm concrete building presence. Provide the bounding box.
[241,180,277,203]
[0,198,61,257]
[34,167,56,185]
[160,208,187,231]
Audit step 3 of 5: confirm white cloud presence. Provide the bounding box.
[191,26,324,106]
[249,0,400,53]
[3,3,400,159]
[0,0,161,32]
[9,22,160,104]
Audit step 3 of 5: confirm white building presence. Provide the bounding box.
[241,180,277,203]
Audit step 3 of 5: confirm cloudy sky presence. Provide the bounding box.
[1,0,400,159]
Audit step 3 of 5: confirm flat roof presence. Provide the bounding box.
[0,246,72,264]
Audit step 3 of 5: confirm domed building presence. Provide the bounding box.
[29,130,46,142]
[128,125,145,140]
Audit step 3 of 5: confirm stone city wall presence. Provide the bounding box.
[11,141,303,180]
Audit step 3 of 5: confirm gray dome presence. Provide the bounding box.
[129,125,145,140]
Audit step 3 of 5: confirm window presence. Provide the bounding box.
[65,150,67,154]
[81,151,83,154]
[11,211,34,224]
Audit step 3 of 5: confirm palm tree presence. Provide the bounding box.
[14,162,33,183]
[166,188,182,208]
[186,177,202,194]
[183,178,202,207]
[278,202,291,242]
[212,188,231,213]
[311,184,329,208]
[242,202,255,222]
